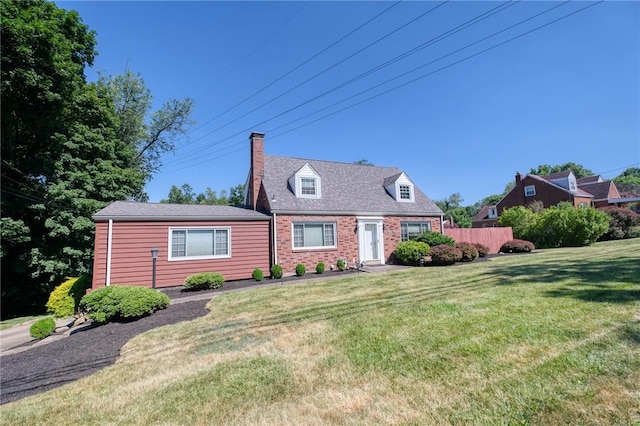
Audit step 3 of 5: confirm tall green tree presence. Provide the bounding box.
[161,184,245,206]
[0,1,193,318]
[529,163,594,178]
[98,70,194,195]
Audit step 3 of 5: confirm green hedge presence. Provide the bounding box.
[271,264,283,279]
[394,240,430,265]
[79,286,170,324]
[252,269,264,281]
[295,264,306,277]
[184,272,225,290]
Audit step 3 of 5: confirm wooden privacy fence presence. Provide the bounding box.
[444,227,514,254]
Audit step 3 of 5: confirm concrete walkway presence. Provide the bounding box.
[0,264,409,356]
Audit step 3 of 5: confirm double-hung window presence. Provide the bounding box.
[401,222,431,241]
[301,178,317,196]
[293,223,336,249]
[170,228,230,260]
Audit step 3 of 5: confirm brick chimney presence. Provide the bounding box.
[249,132,265,210]
[515,172,522,184]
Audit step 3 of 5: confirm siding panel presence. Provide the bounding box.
[92,220,270,289]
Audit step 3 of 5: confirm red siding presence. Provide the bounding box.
[444,227,514,254]
[91,220,270,289]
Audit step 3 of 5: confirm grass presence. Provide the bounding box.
[1,239,639,425]
[0,316,45,331]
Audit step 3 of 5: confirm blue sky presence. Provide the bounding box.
[58,1,639,205]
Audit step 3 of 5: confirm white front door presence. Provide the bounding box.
[363,223,379,261]
[357,218,384,265]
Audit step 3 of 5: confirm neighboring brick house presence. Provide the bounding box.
[576,175,621,208]
[471,205,499,228]
[245,132,444,273]
[496,170,622,216]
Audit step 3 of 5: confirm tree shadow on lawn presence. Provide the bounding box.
[486,256,640,304]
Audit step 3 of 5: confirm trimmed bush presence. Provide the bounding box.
[316,262,325,274]
[336,259,346,271]
[598,206,640,240]
[473,243,490,257]
[79,286,170,324]
[529,204,609,248]
[252,269,264,281]
[415,231,455,247]
[46,275,91,318]
[184,272,225,290]
[500,239,535,253]
[455,242,479,262]
[271,264,283,279]
[394,240,430,265]
[30,317,56,340]
[429,244,463,266]
[498,206,537,241]
[295,263,306,277]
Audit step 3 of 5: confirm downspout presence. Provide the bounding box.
[106,219,113,286]
[272,213,278,266]
[440,214,445,233]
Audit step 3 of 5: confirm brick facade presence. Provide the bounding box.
[273,214,442,274]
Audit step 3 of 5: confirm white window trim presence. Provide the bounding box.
[400,221,432,241]
[291,222,337,250]
[396,182,415,202]
[299,176,318,198]
[524,185,536,197]
[168,227,231,261]
[488,208,497,218]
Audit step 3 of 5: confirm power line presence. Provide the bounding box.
[162,1,595,173]
[182,1,402,141]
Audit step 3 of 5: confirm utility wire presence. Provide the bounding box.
[270,1,603,140]
[185,1,402,139]
[161,1,602,173]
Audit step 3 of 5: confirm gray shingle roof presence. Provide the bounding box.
[93,201,270,221]
[262,155,443,216]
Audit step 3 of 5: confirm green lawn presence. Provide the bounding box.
[2,239,638,425]
[0,316,44,331]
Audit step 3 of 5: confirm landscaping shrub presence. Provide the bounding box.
[498,206,537,241]
[316,262,325,274]
[184,272,225,290]
[271,264,283,279]
[394,240,430,265]
[499,239,535,253]
[336,258,346,271]
[252,269,264,281]
[529,203,609,248]
[429,244,463,266]
[455,242,479,262]
[598,206,640,240]
[415,231,455,247]
[295,263,306,277]
[46,275,91,318]
[79,286,170,324]
[473,243,490,257]
[30,317,56,340]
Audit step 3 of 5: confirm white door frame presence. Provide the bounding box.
[356,217,385,265]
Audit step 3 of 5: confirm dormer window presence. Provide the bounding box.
[488,207,497,218]
[289,163,321,199]
[399,185,412,200]
[301,178,317,196]
[384,172,415,202]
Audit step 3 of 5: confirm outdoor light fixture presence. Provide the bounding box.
[150,247,159,289]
